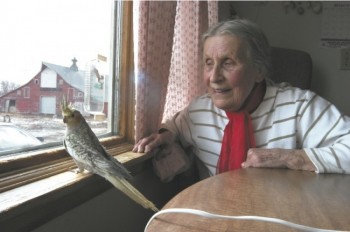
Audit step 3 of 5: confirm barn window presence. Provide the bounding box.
[0,1,134,225]
[23,87,30,98]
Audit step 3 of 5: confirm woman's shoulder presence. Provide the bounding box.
[267,80,315,101]
[188,93,224,114]
[253,80,319,116]
[189,93,212,108]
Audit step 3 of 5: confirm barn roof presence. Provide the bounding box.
[42,61,85,92]
[42,59,109,104]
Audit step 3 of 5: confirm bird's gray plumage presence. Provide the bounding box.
[61,99,158,212]
[63,119,132,180]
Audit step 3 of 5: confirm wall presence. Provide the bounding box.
[219,1,350,115]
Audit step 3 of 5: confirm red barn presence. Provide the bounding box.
[0,58,107,116]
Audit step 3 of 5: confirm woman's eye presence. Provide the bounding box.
[205,59,213,66]
[223,59,234,68]
[204,59,214,69]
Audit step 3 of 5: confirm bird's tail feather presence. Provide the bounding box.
[105,175,159,212]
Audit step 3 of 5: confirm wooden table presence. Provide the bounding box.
[146,169,350,232]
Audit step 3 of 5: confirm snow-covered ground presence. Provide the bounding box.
[1,114,108,144]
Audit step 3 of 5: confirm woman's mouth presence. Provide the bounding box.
[213,88,231,94]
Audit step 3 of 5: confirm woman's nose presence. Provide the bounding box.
[210,65,223,82]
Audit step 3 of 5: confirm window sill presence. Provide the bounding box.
[0,142,154,232]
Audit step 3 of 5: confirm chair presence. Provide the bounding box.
[270,47,312,89]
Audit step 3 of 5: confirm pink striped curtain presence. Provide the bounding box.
[133,1,218,142]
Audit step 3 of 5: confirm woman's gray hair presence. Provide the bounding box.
[202,19,271,79]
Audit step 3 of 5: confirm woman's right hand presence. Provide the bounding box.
[132,130,176,153]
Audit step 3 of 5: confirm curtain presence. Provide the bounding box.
[134,1,218,142]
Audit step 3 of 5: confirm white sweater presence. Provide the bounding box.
[163,83,350,176]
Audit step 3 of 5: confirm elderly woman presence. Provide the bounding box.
[133,19,350,177]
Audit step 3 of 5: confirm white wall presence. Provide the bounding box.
[219,1,350,115]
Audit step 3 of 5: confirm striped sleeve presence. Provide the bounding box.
[251,84,350,174]
[298,93,350,173]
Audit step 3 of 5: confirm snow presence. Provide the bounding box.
[1,114,107,144]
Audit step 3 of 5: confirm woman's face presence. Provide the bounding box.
[203,35,263,112]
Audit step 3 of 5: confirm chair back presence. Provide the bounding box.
[270,47,312,89]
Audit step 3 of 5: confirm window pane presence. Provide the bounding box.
[0,0,114,155]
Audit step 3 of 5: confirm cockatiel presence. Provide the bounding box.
[61,97,159,212]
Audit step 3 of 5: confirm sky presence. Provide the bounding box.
[0,0,112,85]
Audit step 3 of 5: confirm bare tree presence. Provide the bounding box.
[0,80,20,96]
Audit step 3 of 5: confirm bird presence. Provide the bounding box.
[61,97,159,212]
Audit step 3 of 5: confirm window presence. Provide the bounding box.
[0,1,134,192]
[23,87,30,98]
[40,69,57,88]
[0,0,122,154]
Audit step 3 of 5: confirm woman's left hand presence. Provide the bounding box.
[241,148,316,171]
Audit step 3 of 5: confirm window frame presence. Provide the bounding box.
[23,86,30,98]
[0,1,137,229]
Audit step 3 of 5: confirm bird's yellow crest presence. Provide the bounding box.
[61,96,74,117]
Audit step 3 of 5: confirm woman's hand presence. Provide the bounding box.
[242,148,316,171]
[132,130,176,153]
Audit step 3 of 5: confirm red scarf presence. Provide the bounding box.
[216,111,255,174]
[216,81,265,174]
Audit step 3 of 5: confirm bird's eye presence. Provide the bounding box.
[71,113,75,117]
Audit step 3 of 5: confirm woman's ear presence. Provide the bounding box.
[252,62,265,83]
[255,71,265,83]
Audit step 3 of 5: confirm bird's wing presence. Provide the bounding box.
[83,122,132,179]
[64,126,132,180]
